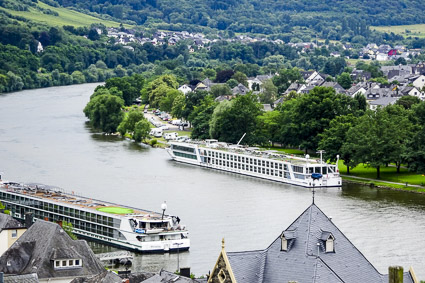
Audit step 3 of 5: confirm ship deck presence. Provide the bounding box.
[0,182,164,220]
[176,141,329,166]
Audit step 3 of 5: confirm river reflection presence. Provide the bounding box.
[1,84,425,279]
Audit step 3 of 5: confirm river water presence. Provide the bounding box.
[1,84,425,279]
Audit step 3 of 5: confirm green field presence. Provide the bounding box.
[0,1,130,28]
[371,24,425,38]
[261,147,305,156]
[96,206,134,214]
[338,161,425,186]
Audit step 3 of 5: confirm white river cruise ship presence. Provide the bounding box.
[167,139,342,188]
[0,180,190,253]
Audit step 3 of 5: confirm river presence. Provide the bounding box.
[1,84,425,279]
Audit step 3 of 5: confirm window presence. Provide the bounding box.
[326,236,335,253]
[218,269,227,283]
[281,236,288,251]
[11,229,17,238]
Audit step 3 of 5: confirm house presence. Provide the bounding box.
[369,97,399,110]
[376,53,389,61]
[232,84,249,95]
[207,202,417,283]
[320,81,346,94]
[178,84,193,95]
[412,75,425,90]
[347,83,367,97]
[0,220,105,282]
[350,69,371,82]
[0,213,26,256]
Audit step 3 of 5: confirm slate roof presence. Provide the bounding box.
[0,213,23,232]
[143,270,201,282]
[4,273,39,283]
[232,84,249,95]
[0,220,104,279]
[225,204,414,283]
[369,97,399,107]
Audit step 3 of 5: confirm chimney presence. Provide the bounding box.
[25,212,34,228]
[388,266,403,283]
[180,267,190,278]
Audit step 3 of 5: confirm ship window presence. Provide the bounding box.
[242,164,245,170]
[284,164,288,170]
[323,167,328,174]
[266,161,269,167]
[238,164,241,169]
[226,154,229,160]
[238,156,241,162]
[293,166,304,173]
[279,171,282,177]
[250,166,253,171]
[315,167,321,173]
[266,169,269,175]
[254,159,257,165]
[262,168,265,174]
[271,169,274,175]
[262,160,265,166]
[226,161,229,167]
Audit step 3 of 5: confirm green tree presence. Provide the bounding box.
[146,75,179,108]
[83,94,124,133]
[259,79,277,104]
[171,93,186,119]
[232,71,248,87]
[210,84,232,97]
[191,95,217,140]
[277,87,357,152]
[226,78,239,89]
[71,71,86,84]
[319,114,358,174]
[117,108,145,135]
[396,95,421,110]
[272,67,302,94]
[255,110,281,146]
[210,93,263,144]
[336,72,352,89]
[345,107,411,178]
[62,221,77,240]
[403,102,425,173]
[133,119,151,142]
[160,89,182,112]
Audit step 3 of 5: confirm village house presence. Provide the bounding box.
[0,220,105,282]
[207,202,417,283]
[369,96,399,111]
[0,213,26,256]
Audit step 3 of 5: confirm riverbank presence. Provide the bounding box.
[342,175,425,194]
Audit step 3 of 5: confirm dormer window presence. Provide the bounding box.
[281,230,296,252]
[54,259,82,269]
[320,231,335,253]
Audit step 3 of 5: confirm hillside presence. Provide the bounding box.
[49,0,425,39]
[0,0,128,27]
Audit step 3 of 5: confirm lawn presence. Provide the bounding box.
[260,147,307,156]
[1,1,131,28]
[338,160,425,186]
[97,206,134,214]
[371,24,425,38]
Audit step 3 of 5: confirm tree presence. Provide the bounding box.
[255,110,281,146]
[226,78,238,89]
[336,72,352,89]
[319,115,358,174]
[396,95,421,110]
[83,94,124,133]
[145,75,179,108]
[210,84,232,97]
[272,67,302,94]
[62,221,77,240]
[259,79,277,104]
[345,107,411,178]
[232,71,248,87]
[403,102,425,173]
[171,92,186,119]
[214,69,234,83]
[277,87,357,152]
[209,93,263,144]
[133,119,151,142]
[191,95,217,140]
[160,89,182,112]
[118,108,145,135]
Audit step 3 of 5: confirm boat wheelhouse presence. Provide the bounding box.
[0,181,189,253]
[167,139,341,188]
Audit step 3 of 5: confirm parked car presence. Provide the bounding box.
[159,124,169,130]
[149,128,163,138]
[164,132,178,140]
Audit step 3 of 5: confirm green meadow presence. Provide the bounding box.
[0,1,130,28]
[371,24,425,38]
